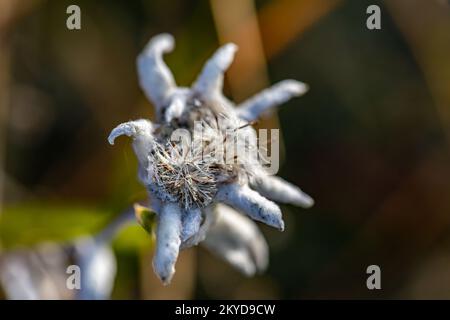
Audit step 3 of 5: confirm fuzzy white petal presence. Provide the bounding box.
[237,80,308,121]
[192,43,238,99]
[250,175,314,208]
[164,90,189,123]
[180,206,217,249]
[137,33,176,110]
[108,119,154,172]
[203,204,268,276]
[217,183,284,231]
[152,203,182,285]
[181,208,202,243]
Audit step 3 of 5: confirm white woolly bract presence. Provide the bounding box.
[250,175,314,208]
[237,80,308,121]
[217,183,284,231]
[152,203,182,285]
[202,204,268,276]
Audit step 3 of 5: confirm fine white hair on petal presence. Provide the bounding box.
[236,80,308,121]
[152,203,182,285]
[180,205,217,249]
[137,33,176,110]
[149,193,163,215]
[250,175,314,208]
[164,90,189,123]
[108,119,154,172]
[192,43,238,99]
[217,183,285,231]
[202,204,268,276]
[181,208,202,244]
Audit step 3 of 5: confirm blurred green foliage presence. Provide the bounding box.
[0,203,111,249]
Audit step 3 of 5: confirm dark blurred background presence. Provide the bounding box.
[1,0,450,299]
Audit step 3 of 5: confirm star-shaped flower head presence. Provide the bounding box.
[108,33,313,285]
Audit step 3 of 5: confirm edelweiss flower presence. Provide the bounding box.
[108,33,314,285]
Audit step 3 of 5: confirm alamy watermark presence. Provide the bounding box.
[366,5,381,30]
[161,120,280,175]
[366,264,381,290]
[66,5,81,30]
[66,264,81,290]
